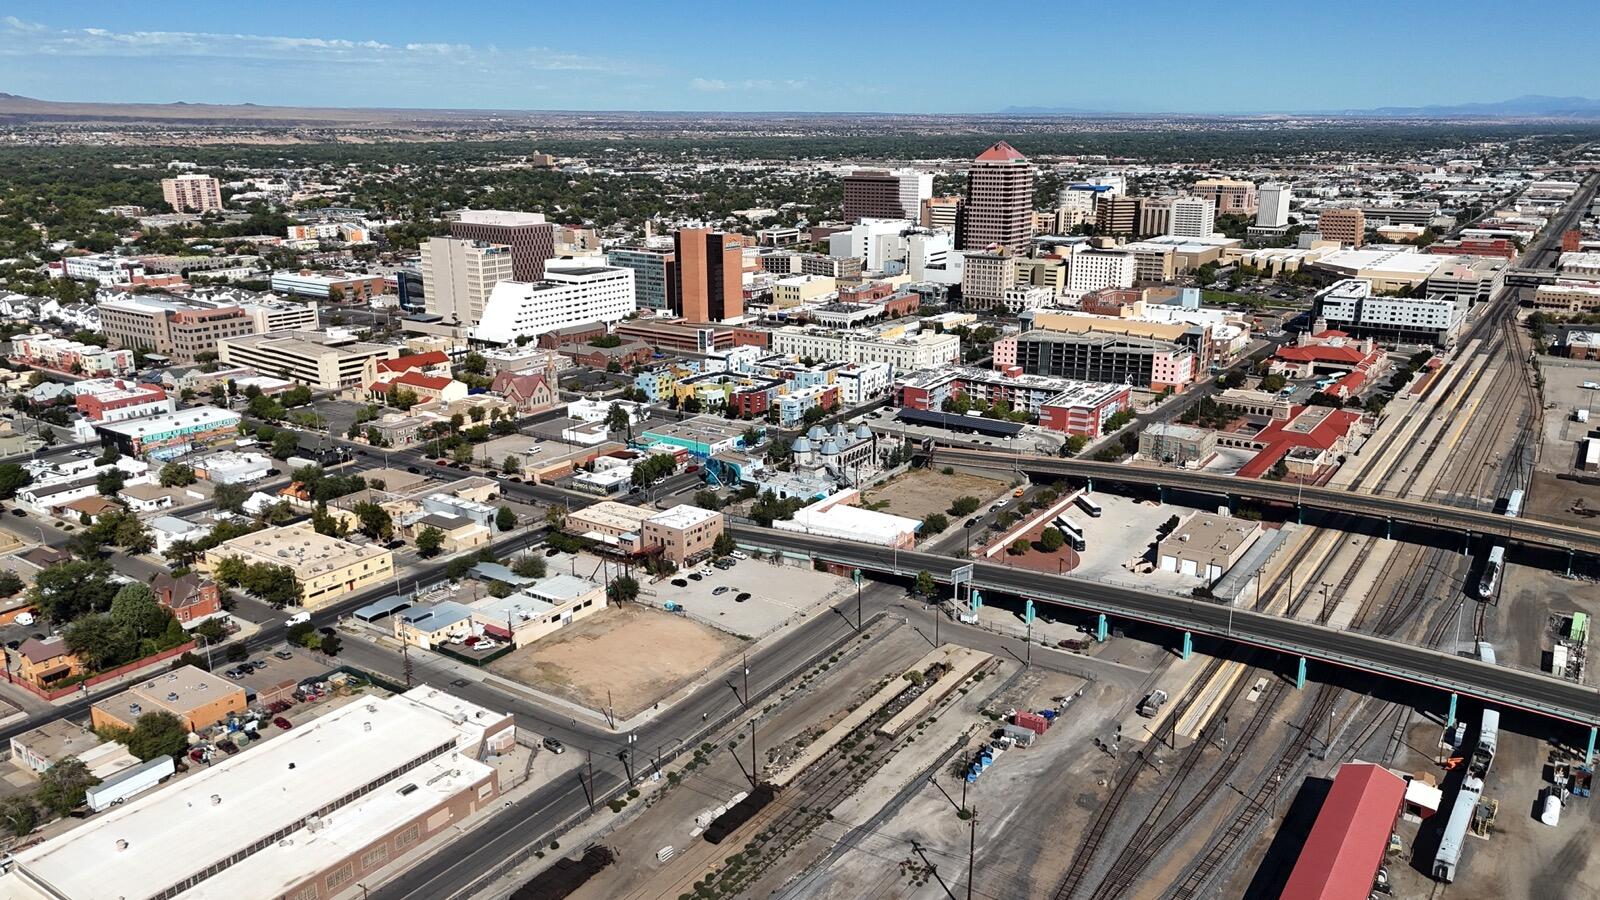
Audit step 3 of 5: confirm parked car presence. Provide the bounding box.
[406,466,419,474]
[9,509,23,517]
[671,578,688,587]
[687,573,702,582]
[273,717,292,730]
[249,660,268,671]
[735,592,751,603]
[712,586,730,596]
[542,737,565,754]
[216,740,238,754]
[273,649,293,660]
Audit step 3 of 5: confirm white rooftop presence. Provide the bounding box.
[647,504,722,530]
[10,690,496,900]
[455,209,547,227]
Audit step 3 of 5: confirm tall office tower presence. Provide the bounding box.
[448,210,555,281]
[673,229,744,322]
[606,245,678,311]
[161,174,224,212]
[1095,197,1143,236]
[1257,184,1292,228]
[1318,208,1366,247]
[1194,178,1259,216]
[843,168,933,223]
[1167,196,1218,238]
[1139,198,1173,237]
[420,237,516,326]
[921,196,961,229]
[957,142,1035,254]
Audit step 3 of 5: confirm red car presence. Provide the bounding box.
[273,717,293,730]
[188,748,205,763]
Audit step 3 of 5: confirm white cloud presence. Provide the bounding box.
[0,17,616,74]
[690,77,808,92]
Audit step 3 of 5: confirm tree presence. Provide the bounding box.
[0,462,31,500]
[604,402,633,438]
[922,513,949,535]
[110,583,172,642]
[0,570,20,598]
[713,531,736,558]
[211,482,248,514]
[415,526,445,557]
[1063,434,1089,456]
[352,501,393,540]
[64,615,137,670]
[608,575,640,603]
[1102,409,1134,435]
[503,455,521,476]
[159,462,197,487]
[693,490,722,511]
[271,430,301,459]
[29,559,117,621]
[949,496,980,517]
[495,506,517,532]
[544,505,567,531]
[511,555,547,579]
[1008,538,1031,556]
[36,758,100,816]
[320,633,343,656]
[913,570,937,598]
[95,468,126,496]
[1039,527,1065,552]
[0,796,37,837]
[124,712,188,761]
[241,563,301,608]
[1259,373,1287,393]
[310,503,351,538]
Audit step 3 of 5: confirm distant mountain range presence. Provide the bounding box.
[1001,95,1600,119]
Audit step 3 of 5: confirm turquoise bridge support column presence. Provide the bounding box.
[1181,631,1192,660]
[1447,692,1457,728]
[1385,517,1392,540]
[1587,726,1596,769]
[1568,549,1576,578]
[1295,657,1307,690]
[1095,614,1108,643]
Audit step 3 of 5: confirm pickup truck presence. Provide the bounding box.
[1136,690,1168,718]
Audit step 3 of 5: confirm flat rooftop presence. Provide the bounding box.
[11,691,495,900]
[95,405,238,437]
[568,500,653,532]
[648,503,721,530]
[210,523,389,578]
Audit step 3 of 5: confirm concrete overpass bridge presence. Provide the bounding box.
[928,447,1600,566]
[729,523,1600,760]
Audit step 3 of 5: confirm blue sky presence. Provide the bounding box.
[2,2,1597,113]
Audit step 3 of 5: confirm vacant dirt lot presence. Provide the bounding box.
[489,605,747,717]
[862,468,1010,521]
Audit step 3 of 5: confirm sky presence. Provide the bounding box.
[2,1,1598,114]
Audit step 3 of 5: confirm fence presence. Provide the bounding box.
[10,641,197,701]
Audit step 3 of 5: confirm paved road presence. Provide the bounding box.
[930,447,1600,557]
[729,524,1600,726]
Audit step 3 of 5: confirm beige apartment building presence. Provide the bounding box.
[218,330,398,390]
[420,237,516,326]
[1318,208,1366,247]
[201,522,394,610]
[161,174,223,212]
[641,505,725,567]
[98,294,319,363]
[1194,178,1258,216]
[961,251,1016,309]
[772,274,835,309]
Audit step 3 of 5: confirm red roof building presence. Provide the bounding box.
[375,350,450,376]
[1280,763,1406,900]
[490,370,558,414]
[1236,405,1363,479]
[974,140,1026,162]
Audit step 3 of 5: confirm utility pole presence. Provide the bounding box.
[748,719,759,789]
[742,654,750,709]
[583,750,594,812]
[1024,599,1035,668]
[966,804,978,900]
[854,568,864,631]
[401,640,414,688]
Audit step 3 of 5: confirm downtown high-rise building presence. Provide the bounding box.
[448,210,555,281]
[161,174,224,212]
[1257,184,1292,228]
[420,237,516,326]
[957,142,1035,254]
[673,228,744,322]
[843,168,933,223]
[1167,196,1218,238]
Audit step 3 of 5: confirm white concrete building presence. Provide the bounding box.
[471,265,636,345]
[1167,196,1217,238]
[420,237,516,326]
[769,327,959,371]
[1257,184,1292,228]
[1314,278,1465,345]
[906,230,955,282]
[63,255,143,286]
[829,218,912,271]
[836,360,895,404]
[1066,248,1135,300]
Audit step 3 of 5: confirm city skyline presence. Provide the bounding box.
[3,1,1599,114]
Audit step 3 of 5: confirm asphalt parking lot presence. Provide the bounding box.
[640,556,854,639]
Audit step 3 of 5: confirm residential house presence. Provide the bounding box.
[151,573,223,626]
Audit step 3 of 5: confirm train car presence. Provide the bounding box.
[1471,708,1500,778]
[1433,775,1485,882]
[1075,494,1103,518]
[1505,489,1524,519]
[1476,545,1505,599]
